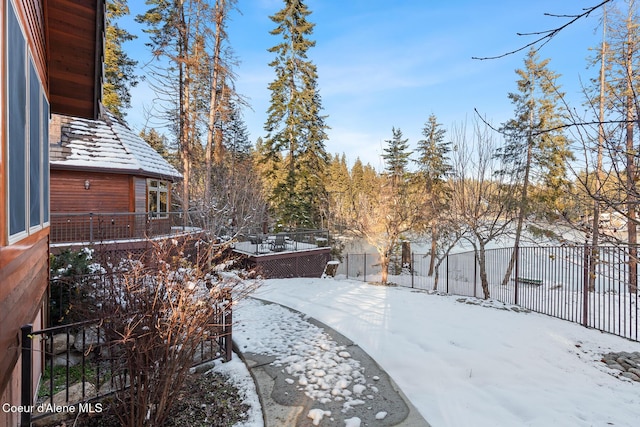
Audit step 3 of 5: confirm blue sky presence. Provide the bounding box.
[124,1,605,169]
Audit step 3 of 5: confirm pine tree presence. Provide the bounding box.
[103,0,138,118]
[140,128,176,166]
[415,115,452,275]
[382,127,412,190]
[261,0,329,229]
[498,48,573,287]
[325,154,351,232]
[415,115,451,192]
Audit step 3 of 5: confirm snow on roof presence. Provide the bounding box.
[50,108,182,181]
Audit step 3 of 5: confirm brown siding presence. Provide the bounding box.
[47,0,102,118]
[134,177,147,213]
[19,0,47,85]
[51,170,132,213]
[0,231,49,394]
[0,0,6,246]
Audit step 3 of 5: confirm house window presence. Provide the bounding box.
[148,179,169,218]
[6,0,49,243]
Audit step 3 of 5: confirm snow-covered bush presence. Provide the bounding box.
[97,236,259,427]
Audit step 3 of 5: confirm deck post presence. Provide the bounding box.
[89,212,94,243]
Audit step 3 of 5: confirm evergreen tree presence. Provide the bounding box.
[224,102,251,161]
[415,115,451,192]
[326,154,352,231]
[415,115,452,275]
[103,0,138,118]
[382,127,412,189]
[498,48,573,286]
[261,0,329,229]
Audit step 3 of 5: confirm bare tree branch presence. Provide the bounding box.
[472,0,612,60]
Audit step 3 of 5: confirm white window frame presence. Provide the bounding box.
[148,179,169,219]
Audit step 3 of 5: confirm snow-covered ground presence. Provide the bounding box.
[235,277,640,427]
[209,354,264,427]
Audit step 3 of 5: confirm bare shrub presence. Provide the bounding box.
[97,236,258,427]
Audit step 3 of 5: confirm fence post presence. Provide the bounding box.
[411,252,415,288]
[21,324,33,427]
[446,253,449,294]
[582,241,590,327]
[346,254,349,279]
[473,255,477,298]
[225,293,233,362]
[364,253,367,282]
[514,246,520,306]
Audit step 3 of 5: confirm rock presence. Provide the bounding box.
[52,351,83,367]
[33,382,97,426]
[620,371,640,382]
[629,368,640,377]
[607,363,625,372]
[74,326,106,353]
[48,333,75,356]
[616,358,635,370]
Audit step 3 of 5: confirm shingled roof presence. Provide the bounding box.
[50,107,182,181]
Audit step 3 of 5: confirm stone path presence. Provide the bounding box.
[601,351,640,382]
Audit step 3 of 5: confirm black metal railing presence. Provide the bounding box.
[50,211,205,244]
[337,245,639,342]
[235,229,330,255]
[21,277,233,425]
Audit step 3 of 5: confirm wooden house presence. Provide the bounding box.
[0,0,104,424]
[49,109,182,244]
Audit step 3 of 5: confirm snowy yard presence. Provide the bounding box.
[235,277,640,427]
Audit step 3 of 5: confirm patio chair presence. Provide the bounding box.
[270,234,287,252]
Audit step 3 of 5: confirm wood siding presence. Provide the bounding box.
[19,0,46,83]
[0,230,49,394]
[47,0,103,118]
[51,170,132,213]
[134,177,147,213]
[0,0,50,402]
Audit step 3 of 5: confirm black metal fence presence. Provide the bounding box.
[235,229,330,255]
[337,245,639,342]
[21,274,233,425]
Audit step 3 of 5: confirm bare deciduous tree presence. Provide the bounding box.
[449,120,517,299]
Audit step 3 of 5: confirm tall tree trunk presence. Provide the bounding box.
[501,121,534,287]
[478,241,490,299]
[428,223,437,276]
[205,0,226,203]
[178,8,191,227]
[401,241,411,271]
[590,12,607,292]
[625,11,638,294]
[380,252,389,285]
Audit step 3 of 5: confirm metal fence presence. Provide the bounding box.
[50,211,206,244]
[235,229,330,255]
[337,245,639,342]
[21,274,233,425]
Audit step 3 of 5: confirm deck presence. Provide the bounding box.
[233,231,331,278]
